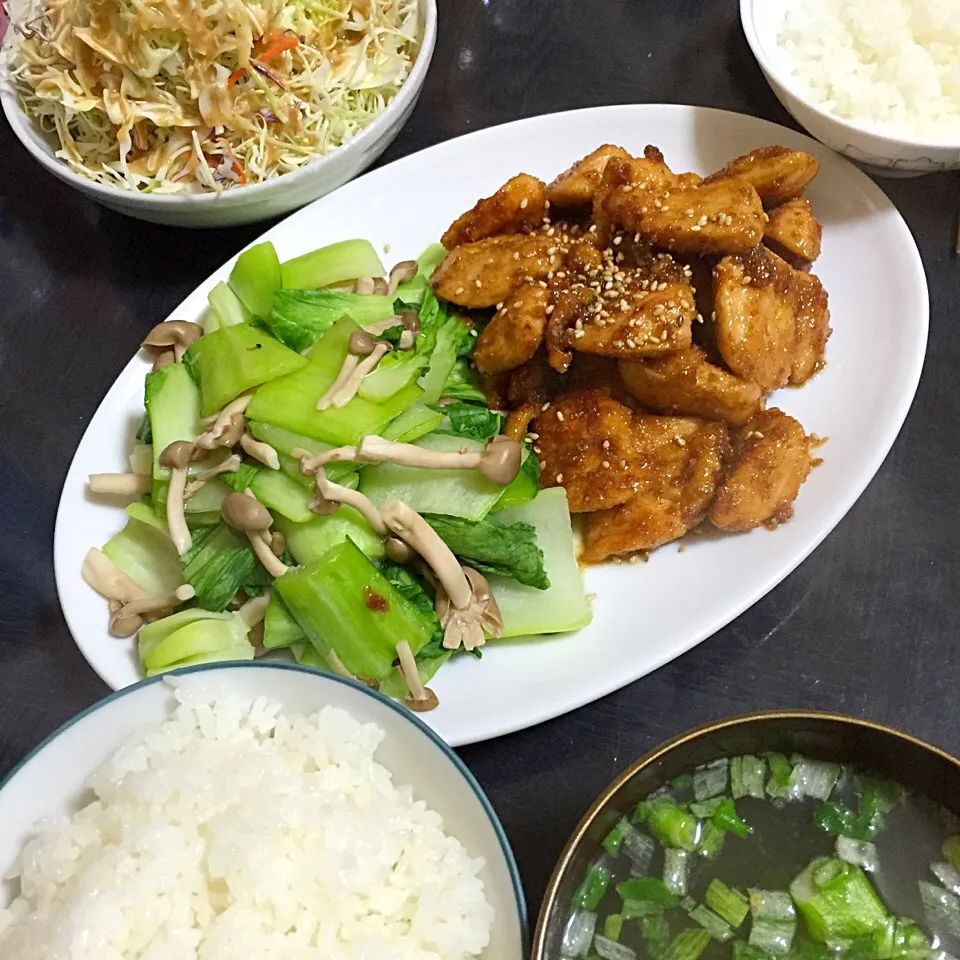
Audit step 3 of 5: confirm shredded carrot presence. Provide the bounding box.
[255,34,298,63]
[227,68,245,87]
[231,159,248,184]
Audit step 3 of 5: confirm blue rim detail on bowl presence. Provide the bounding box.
[0,659,529,949]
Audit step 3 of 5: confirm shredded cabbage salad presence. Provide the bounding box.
[7,0,420,192]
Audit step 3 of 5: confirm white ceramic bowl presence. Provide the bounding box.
[0,662,527,957]
[741,0,960,175]
[0,0,437,226]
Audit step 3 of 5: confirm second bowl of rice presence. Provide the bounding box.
[741,0,960,174]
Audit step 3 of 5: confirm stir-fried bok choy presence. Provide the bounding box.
[82,237,592,711]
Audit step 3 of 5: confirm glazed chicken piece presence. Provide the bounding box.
[703,146,819,207]
[565,241,604,274]
[599,171,766,256]
[533,389,643,512]
[572,259,695,359]
[506,350,560,408]
[790,269,831,386]
[431,234,562,308]
[545,284,596,373]
[441,173,547,249]
[710,408,814,532]
[619,346,765,426]
[592,153,685,243]
[580,417,728,562]
[713,247,797,391]
[473,283,550,375]
[642,145,703,189]
[546,144,633,209]
[763,197,823,265]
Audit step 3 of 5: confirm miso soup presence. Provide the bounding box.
[563,753,960,960]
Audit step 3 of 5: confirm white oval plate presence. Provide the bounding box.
[54,105,928,747]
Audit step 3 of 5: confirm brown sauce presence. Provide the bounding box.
[363,586,389,612]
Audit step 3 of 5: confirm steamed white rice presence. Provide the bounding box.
[779,0,960,141]
[0,689,494,960]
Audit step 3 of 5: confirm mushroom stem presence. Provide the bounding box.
[88,473,151,496]
[395,640,428,701]
[357,435,483,470]
[240,433,280,469]
[378,500,472,609]
[327,650,356,679]
[204,394,252,431]
[195,412,246,452]
[183,454,242,499]
[364,316,404,335]
[317,354,360,410]
[314,468,387,534]
[82,548,148,603]
[387,260,419,297]
[248,531,289,578]
[117,585,195,618]
[108,584,195,638]
[238,590,271,627]
[290,435,522,486]
[166,466,193,555]
[327,342,391,409]
[291,445,359,474]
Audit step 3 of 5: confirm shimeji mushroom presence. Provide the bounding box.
[87,473,152,496]
[183,453,242,499]
[239,433,280,469]
[141,320,203,365]
[109,584,197,637]
[159,440,201,555]
[317,336,392,410]
[387,260,418,296]
[82,549,196,637]
[435,567,504,652]
[303,463,388,534]
[82,548,149,605]
[395,639,439,712]
[359,434,522,484]
[378,500,503,651]
[292,434,524,487]
[220,491,289,578]
[195,395,252,453]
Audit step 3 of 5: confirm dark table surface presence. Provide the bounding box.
[2,0,960,929]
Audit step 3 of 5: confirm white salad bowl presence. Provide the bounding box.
[0,0,437,227]
[0,661,527,957]
[741,0,960,174]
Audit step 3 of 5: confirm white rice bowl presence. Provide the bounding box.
[778,0,960,141]
[0,687,494,959]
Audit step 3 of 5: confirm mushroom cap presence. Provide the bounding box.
[348,330,376,357]
[142,320,204,350]
[221,492,273,532]
[389,260,419,290]
[384,537,414,564]
[405,688,439,712]
[159,440,197,470]
[478,436,523,485]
